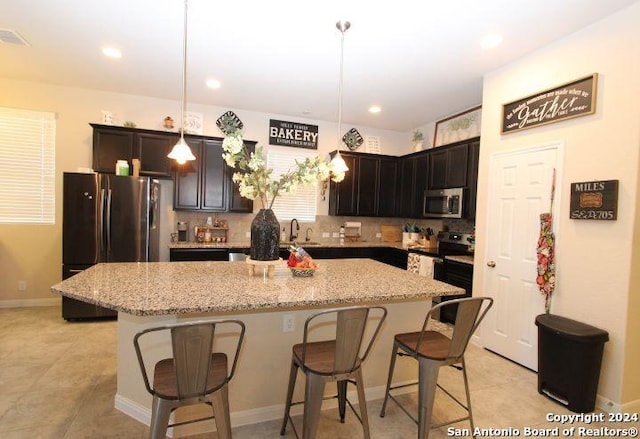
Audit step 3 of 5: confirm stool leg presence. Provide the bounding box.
[354,368,371,439]
[379,341,399,417]
[461,357,475,435]
[337,380,347,423]
[417,358,441,439]
[280,359,299,435]
[303,372,326,439]
[212,384,232,439]
[149,395,171,439]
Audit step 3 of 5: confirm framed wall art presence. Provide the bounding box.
[433,106,482,147]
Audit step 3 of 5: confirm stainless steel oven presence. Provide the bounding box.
[423,188,464,218]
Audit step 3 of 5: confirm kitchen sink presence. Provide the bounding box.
[282,241,323,247]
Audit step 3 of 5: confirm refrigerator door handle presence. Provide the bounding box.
[99,188,106,261]
[106,188,112,259]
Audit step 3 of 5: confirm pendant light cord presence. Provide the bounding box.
[180,0,188,141]
[337,26,345,150]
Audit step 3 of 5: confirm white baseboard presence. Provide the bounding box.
[115,380,417,437]
[596,395,640,413]
[0,298,59,308]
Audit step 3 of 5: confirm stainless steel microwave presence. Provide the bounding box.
[423,188,464,218]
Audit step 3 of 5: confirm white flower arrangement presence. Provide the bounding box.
[222,130,345,210]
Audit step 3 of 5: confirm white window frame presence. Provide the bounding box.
[0,107,56,224]
[267,146,318,222]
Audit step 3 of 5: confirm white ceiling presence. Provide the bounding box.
[1,0,636,131]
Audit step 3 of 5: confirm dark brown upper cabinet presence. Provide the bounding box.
[397,150,429,218]
[428,142,469,189]
[91,124,176,178]
[329,151,398,217]
[173,137,255,213]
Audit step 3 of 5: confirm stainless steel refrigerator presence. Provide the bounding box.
[62,172,160,320]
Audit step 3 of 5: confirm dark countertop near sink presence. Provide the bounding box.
[168,241,474,265]
[168,240,408,250]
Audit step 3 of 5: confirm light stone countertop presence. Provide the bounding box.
[51,259,464,316]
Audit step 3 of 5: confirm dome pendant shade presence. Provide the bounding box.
[167,136,195,165]
[330,151,349,173]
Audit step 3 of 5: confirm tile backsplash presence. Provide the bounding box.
[173,212,447,244]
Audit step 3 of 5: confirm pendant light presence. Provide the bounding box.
[167,0,196,165]
[329,20,350,174]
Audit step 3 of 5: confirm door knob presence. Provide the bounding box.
[487,261,496,268]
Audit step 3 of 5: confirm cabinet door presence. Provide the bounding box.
[428,143,469,189]
[413,152,429,218]
[465,140,480,219]
[201,139,226,211]
[357,156,379,216]
[428,149,448,189]
[92,126,134,173]
[446,144,468,187]
[397,156,416,217]
[136,132,177,178]
[329,153,358,216]
[173,138,202,210]
[227,141,255,213]
[378,158,398,217]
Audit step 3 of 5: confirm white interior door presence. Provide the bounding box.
[482,142,562,371]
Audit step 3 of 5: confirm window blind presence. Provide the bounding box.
[267,147,317,222]
[0,107,56,224]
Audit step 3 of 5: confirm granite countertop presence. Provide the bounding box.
[51,259,464,316]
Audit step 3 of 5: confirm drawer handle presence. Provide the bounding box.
[487,261,496,268]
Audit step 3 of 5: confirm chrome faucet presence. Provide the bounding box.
[289,218,299,242]
[305,227,313,242]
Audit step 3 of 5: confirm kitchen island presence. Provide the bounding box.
[51,259,463,436]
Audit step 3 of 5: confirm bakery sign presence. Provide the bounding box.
[570,180,618,220]
[269,119,318,149]
[502,74,597,134]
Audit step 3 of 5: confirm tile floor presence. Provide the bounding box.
[0,306,631,438]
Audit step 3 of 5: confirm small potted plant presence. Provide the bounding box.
[412,129,425,151]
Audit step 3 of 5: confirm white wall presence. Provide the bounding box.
[0,78,408,302]
[474,3,640,407]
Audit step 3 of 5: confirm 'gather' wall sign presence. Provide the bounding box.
[502,73,597,134]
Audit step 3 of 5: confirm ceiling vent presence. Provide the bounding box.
[0,29,30,46]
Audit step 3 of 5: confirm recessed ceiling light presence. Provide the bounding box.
[206,79,221,89]
[369,106,382,114]
[102,47,122,58]
[480,34,503,49]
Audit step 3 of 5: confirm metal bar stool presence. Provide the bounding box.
[134,319,245,439]
[280,305,387,439]
[380,297,493,439]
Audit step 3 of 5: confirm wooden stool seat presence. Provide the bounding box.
[153,353,228,399]
[395,331,452,361]
[293,340,362,376]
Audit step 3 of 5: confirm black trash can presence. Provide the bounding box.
[535,314,609,413]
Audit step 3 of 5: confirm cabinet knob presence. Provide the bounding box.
[487,261,496,268]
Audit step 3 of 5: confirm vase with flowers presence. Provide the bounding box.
[222,130,345,261]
